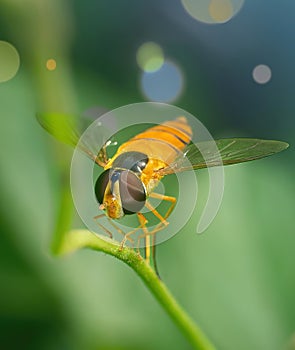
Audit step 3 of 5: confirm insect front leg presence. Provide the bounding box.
[93,214,113,238]
[94,214,134,243]
[119,214,148,251]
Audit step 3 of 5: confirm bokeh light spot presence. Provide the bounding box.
[209,0,233,23]
[46,59,57,71]
[0,41,20,83]
[252,64,272,84]
[136,42,164,72]
[140,61,183,103]
[181,0,244,24]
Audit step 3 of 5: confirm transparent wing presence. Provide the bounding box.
[36,112,110,166]
[157,138,289,175]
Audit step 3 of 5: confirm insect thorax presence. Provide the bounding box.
[110,151,149,173]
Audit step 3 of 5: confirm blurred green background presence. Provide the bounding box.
[0,1,294,349]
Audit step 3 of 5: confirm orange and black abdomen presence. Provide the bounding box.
[114,117,193,166]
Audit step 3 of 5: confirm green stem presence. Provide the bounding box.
[58,230,216,350]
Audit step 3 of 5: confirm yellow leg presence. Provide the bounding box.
[136,193,177,246]
[119,213,148,250]
[94,193,176,272]
[137,200,170,243]
[137,213,150,263]
[94,214,134,243]
[136,218,166,279]
[148,192,177,219]
[107,218,134,243]
[138,194,176,277]
[144,201,169,226]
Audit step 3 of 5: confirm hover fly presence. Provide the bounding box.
[37,113,288,273]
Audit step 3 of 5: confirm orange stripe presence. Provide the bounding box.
[116,138,181,165]
[133,131,187,150]
[113,117,193,165]
[149,126,190,144]
[163,120,192,138]
[131,116,192,151]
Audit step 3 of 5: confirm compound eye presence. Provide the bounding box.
[119,170,146,214]
[94,169,111,204]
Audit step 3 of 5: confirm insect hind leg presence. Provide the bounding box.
[136,200,170,249]
[137,213,150,263]
[137,193,177,274]
[148,192,177,220]
[137,192,177,241]
[93,214,113,238]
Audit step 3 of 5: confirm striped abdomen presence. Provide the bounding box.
[114,116,193,166]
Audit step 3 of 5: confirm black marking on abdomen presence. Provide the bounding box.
[166,123,192,138]
[152,128,189,145]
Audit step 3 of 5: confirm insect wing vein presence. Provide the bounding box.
[156,138,289,175]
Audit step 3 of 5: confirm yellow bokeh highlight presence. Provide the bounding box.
[46,59,57,71]
[136,42,164,72]
[0,41,20,83]
[209,0,233,23]
[181,0,244,24]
